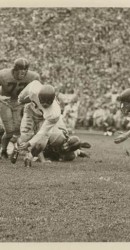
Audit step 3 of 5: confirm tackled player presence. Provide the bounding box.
[10,81,91,167]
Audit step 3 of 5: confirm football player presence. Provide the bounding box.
[10,81,91,166]
[0,58,40,158]
[114,88,130,144]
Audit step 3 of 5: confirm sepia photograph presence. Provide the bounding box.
[0,0,130,249]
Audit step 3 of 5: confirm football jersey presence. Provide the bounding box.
[19,80,61,123]
[0,68,40,98]
[18,81,63,148]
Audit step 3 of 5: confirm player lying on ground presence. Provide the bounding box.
[15,128,91,167]
[114,88,130,144]
[0,58,40,159]
[10,81,91,166]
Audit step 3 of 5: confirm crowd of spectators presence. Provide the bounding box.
[59,85,130,134]
[1,8,130,132]
[75,84,126,132]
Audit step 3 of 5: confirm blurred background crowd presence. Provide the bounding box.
[0,8,130,133]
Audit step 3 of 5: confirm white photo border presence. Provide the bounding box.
[0,0,130,250]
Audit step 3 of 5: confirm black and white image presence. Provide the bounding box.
[0,7,130,242]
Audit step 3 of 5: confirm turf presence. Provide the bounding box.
[0,131,130,242]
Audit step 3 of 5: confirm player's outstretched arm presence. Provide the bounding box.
[19,141,31,150]
[114,130,130,144]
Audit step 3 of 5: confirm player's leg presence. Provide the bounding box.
[62,135,91,151]
[21,104,45,166]
[0,117,4,144]
[20,104,35,142]
[0,102,15,158]
[62,135,91,159]
[0,99,24,159]
[12,103,24,135]
[78,141,91,149]
[24,151,33,167]
[13,104,45,166]
[10,103,35,164]
[8,104,24,160]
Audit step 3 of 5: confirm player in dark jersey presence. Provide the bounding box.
[0,57,40,158]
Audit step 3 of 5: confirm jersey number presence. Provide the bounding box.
[7,82,27,94]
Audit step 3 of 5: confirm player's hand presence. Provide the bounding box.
[62,142,70,151]
[18,95,31,104]
[114,132,129,144]
[19,141,31,150]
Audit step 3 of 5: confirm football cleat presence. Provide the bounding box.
[80,141,91,149]
[10,148,19,164]
[0,148,8,159]
[24,158,32,167]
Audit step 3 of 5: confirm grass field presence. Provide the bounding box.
[0,131,130,242]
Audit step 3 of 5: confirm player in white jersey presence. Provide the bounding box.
[10,81,91,166]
